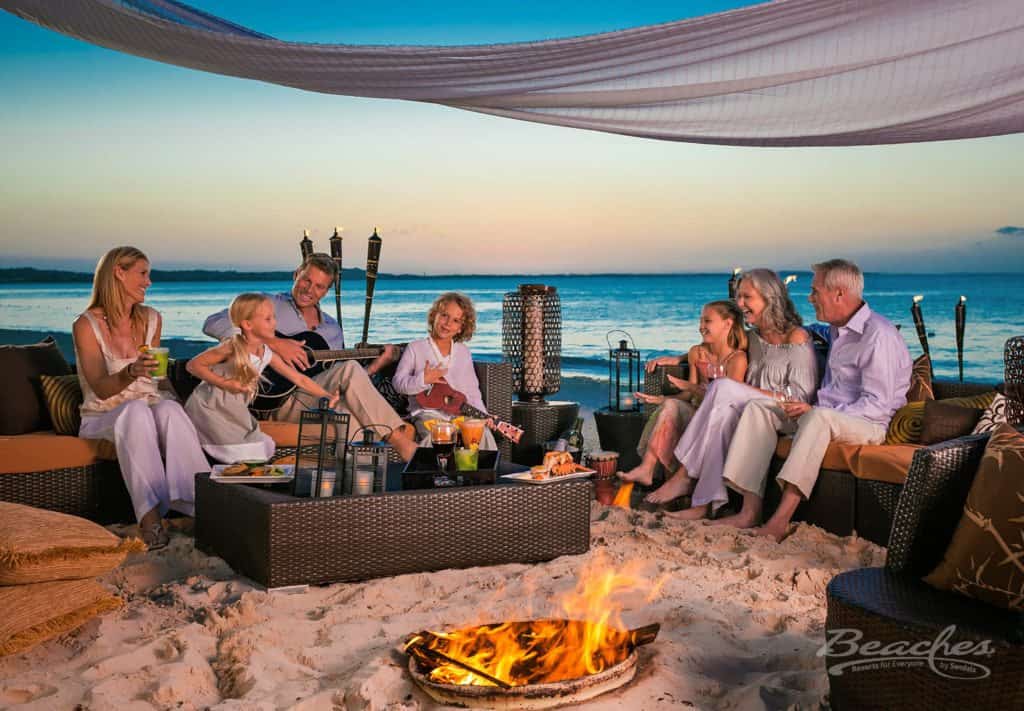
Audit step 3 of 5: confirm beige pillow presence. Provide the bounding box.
[0,579,121,656]
[0,503,144,585]
[924,424,1024,610]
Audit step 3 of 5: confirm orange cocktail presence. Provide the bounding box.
[458,418,486,448]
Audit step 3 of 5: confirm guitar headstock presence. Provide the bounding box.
[493,420,524,444]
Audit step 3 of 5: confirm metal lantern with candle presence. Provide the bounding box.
[344,425,392,496]
[294,398,350,498]
[607,330,641,412]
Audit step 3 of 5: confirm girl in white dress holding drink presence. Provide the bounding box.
[185,293,338,463]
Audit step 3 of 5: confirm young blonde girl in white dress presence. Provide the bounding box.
[185,293,339,463]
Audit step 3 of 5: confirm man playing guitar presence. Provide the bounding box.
[202,253,418,461]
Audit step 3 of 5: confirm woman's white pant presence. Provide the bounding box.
[80,399,208,522]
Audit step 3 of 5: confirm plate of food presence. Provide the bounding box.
[211,462,295,483]
[501,451,596,485]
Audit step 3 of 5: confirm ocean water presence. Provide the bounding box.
[0,273,1018,406]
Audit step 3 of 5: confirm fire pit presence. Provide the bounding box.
[404,619,659,709]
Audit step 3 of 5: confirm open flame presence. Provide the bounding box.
[611,482,633,508]
[406,553,661,687]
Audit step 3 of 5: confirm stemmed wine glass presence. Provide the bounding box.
[773,383,795,405]
[702,361,727,382]
[430,421,458,476]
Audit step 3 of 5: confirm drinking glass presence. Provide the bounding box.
[149,347,169,379]
[703,361,726,381]
[458,418,486,448]
[429,421,458,474]
[774,384,795,404]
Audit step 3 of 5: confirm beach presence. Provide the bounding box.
[0,505,884,710]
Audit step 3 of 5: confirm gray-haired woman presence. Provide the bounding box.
[640,269,818,515]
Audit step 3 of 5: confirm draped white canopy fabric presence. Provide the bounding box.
[3,0,1023,146]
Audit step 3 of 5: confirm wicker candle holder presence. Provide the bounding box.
[502,284,562,402]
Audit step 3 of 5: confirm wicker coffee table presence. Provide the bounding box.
[195,466,592,588]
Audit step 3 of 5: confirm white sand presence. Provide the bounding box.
[0,506,883,710]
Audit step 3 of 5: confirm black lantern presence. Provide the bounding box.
[607,330,641,412]
[344,425,392,496]
[294,398,349,498]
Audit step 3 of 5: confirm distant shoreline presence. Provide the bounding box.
[1,266,1020,284]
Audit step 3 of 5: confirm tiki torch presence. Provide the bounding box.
[784,274,797,289]
[329,226,344,333]
[728,267,742,299]
[910,295,931,368]
[359,227,382,348]
[955,295,966,382]
[299,229,314,260]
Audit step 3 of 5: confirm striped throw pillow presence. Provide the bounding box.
[39,374,82,436]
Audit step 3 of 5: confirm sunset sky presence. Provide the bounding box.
[1,0,1022,274]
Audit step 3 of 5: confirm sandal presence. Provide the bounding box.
[141,522,170,551]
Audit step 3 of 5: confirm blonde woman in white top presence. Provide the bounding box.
[73,246,208,550]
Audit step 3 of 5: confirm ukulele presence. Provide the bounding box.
[251,329,386,413]
[416,381,524,444]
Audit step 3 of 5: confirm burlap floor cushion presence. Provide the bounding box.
[0,502,144,585]
[0,579,121,656]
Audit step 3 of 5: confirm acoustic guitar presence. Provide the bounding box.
[416,381,524,444]
[251,330,384,413]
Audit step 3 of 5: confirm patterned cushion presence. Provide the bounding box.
[39,374,83,436]
[919,400,983,445]
[885,391,996,445]
[972,393,1008,434]
[371,373,409,418]
[905,353,934,403]
[924,424,1024,610]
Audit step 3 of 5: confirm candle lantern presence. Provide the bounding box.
[344,426,392,496]
[607,330,641,412]
[294,398,349,498]
[502,284,562,402]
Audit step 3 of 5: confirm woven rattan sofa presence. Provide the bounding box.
[824,428,1024,709]
[643,364,1001,546]
[0,358,513,524]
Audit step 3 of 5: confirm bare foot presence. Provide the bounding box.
[665,503,709,520]
[708,510,759,529]
[643,472,694,504]
[387,426,419,462]
[752,519,791,542]
[617,463,656,486]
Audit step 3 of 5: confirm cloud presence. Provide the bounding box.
[995,226,1024,236]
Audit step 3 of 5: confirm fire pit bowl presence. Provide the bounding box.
[404,619,658,710]
[408,649,638,709]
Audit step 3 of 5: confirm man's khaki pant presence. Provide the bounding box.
[272,361,406,440]
[723,399,887,500]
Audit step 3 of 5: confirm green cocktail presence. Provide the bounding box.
[454,447,479,472]
[149,347,169,379]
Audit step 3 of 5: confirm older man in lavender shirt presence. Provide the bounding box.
[715,259,912,542]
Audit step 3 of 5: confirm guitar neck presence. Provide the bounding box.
[309,346,384,363]
[459,402,523,444]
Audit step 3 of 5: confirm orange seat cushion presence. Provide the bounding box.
[775,437,921,485]
[260,421,301,448]
[0,432,117,475]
